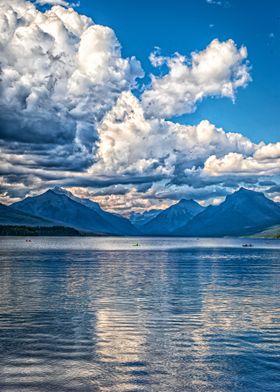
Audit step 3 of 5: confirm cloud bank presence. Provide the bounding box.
[0,0,279,212]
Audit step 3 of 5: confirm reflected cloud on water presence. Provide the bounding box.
[0,239,279,391]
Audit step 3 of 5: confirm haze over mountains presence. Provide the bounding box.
[130,209,163,227]
[1,187,280,237]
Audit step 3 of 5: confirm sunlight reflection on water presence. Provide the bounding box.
[0,237,279,391]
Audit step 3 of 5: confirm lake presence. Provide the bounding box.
[0,237,280,391]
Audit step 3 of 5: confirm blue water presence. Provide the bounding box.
[0,237,279,392]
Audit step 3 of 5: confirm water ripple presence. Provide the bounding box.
[0,237,279,391]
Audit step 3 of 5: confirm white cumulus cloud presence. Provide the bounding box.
[203,145,280,176]
[92,91,257,182]
[0,0,279,210]
[142,39,251,118]
[0,0,143,157]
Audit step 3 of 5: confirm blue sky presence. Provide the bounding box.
[78,0,280,143]
[0,0,280,211]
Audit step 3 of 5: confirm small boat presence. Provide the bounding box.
[132,243,140,247]
[242,243,253,248]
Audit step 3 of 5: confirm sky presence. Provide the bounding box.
[78,0,280,143]
[0,0,279,214]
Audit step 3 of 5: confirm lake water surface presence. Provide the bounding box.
[0,237,280,391]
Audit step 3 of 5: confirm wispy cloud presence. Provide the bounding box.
[35,0,79,6]
[206,0,231,8]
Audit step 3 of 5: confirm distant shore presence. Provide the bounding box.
[0,225,279,239]
[0,225,81,236]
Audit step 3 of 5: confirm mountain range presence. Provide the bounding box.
[174,188,280,237]
[1,187,280,237]
[140,199,204,235]
[12,187,139,236]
